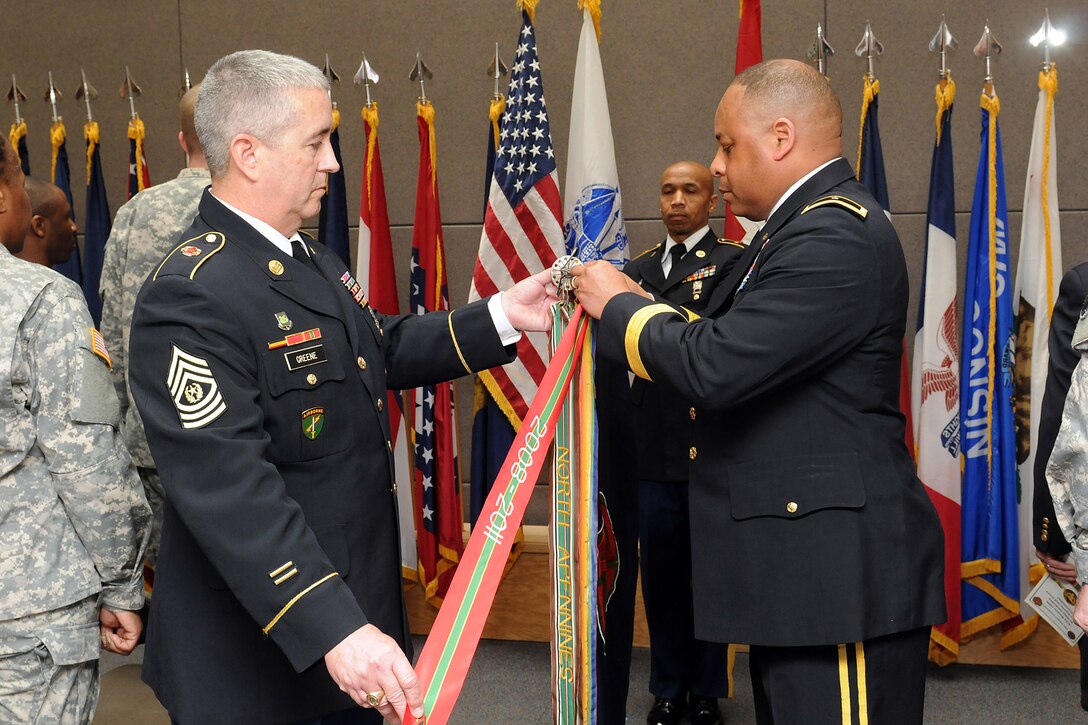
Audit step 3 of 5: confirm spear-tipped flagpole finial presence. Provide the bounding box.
[1030,9,1066,73]
[488,43,508,101]
[43,71,62,123]
[118,66,143,120]
[179,67,193,98]
[76,69,98,123]
[7,76,27,125]
[928,15,958,81]
[353,54,380,108]
[322,54,340,108]
[808,22,835,77]
[973,21,1003,87]
[854,21,884,79]
[408,52,433,103]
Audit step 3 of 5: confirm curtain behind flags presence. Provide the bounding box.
[83,120,111,325]
[1005,65,1062,649]
[410,101,464,606]
[357,101,418,579]
[468,9,565,428]
[319,108,352,268]
[50,119,82,285]
[127,117,150,199]
[469,94,518,528]
[9,120,29,175]
[723,0,761,243]
[856,74,914,458]
[960,86,1019,636]
[913,78,962,665]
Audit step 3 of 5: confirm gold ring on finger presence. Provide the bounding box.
[366,689,385,707]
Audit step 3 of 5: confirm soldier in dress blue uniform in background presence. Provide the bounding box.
[572,59,945,725]
[626,161,742,725]
[128,50,557,725]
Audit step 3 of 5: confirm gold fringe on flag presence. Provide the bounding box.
[362,103,380,210]
[982,87,1000,488]
[934,75,955,146]
[516,0,540,23]
[1040,65,1058,326]
[127,117,148,193]
[578,0,602,42]
[417,100,438,192]
[855,75,879,182]
[50,120,66,184]
[84,120,100,185]
[8,120,27,168]
[331,106,340,133]
[489,97,505,152]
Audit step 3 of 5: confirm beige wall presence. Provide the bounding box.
[7,1,1088,489]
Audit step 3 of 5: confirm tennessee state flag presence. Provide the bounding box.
[410,100,464,605]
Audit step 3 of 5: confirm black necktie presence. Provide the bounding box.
[291,238,319,274]
[666,244,687,282]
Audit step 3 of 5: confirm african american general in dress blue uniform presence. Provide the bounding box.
[128,50,557,725]
[571,59,946,725]
[625,161,743,725]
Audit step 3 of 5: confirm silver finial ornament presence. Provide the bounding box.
[854,21,884,79]
[973,22,1003,86]
[1030,10,1066,73]
[353,54,380,108]
[408,52,433,103]
[928,16,958,80]
[488,43,508,101]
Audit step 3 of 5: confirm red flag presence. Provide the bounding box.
[356,102,418,580]
[410,100,463,605]
[724,0,762,242]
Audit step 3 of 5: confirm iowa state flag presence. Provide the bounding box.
[127,117,150,199]
[83,120,111,325]
[50,119,82,285]
[913,78,961,664]
[1005,65,1063,649]
[356,101,418,579]
[410,100,463,605]
[960,86,1019,636]
[319,107,351,268]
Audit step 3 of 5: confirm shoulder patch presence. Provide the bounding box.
[717,238,745,248]
[89,328,112,369]
[632,244,662,261]
[153,232,226,281]
[801,195,868,219]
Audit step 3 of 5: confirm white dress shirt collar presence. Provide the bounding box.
[211,193,301,257]
[765,157,841,223]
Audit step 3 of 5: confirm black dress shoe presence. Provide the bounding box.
[646,696,684,725]
[689,696,723,725]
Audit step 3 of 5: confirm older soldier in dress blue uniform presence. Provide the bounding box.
[0,135,151,723]
[627,161,742,725]
[128,50,557,725]
[572,59,945,725]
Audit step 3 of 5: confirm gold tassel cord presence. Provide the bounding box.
[578,0,602,42]
[1040,65,1058,327]
[934,75,955,146]
[84,120,100,185]
[489,97,505,152]
[855,75,878,182]
[981,88,1000,490]
[416,99,444,313]
[516,0,540,23]
[127,117,147,193]
[50,120,66,184]
[8,120,27,168]
[362,103,380,217]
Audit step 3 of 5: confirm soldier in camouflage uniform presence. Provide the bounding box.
[0,135,151,723]
[99,84,209,568]
[1047,300,1088,636]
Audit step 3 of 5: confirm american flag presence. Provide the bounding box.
[468,10,565,425]
[411,101,463,605]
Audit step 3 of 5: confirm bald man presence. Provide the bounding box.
[573,60,945,724]
[17,177,78,267]
[99,84,210,571]
[626,161,742,725]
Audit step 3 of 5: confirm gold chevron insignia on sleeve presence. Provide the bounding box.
[717,238,745,248]
[153,232,226,280]
[625,303,687,382]
[801,195,868,218]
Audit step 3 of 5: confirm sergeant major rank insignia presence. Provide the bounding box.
[302,407,324,440]
[167,345,227,429]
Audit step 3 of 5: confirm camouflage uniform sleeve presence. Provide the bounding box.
[29,280,151,611]
[1046,357,1088,582]
[99,203,134,426]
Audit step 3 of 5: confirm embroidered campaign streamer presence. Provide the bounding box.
[414,306,591,725]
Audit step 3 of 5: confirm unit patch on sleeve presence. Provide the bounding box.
[167,344,228,429]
